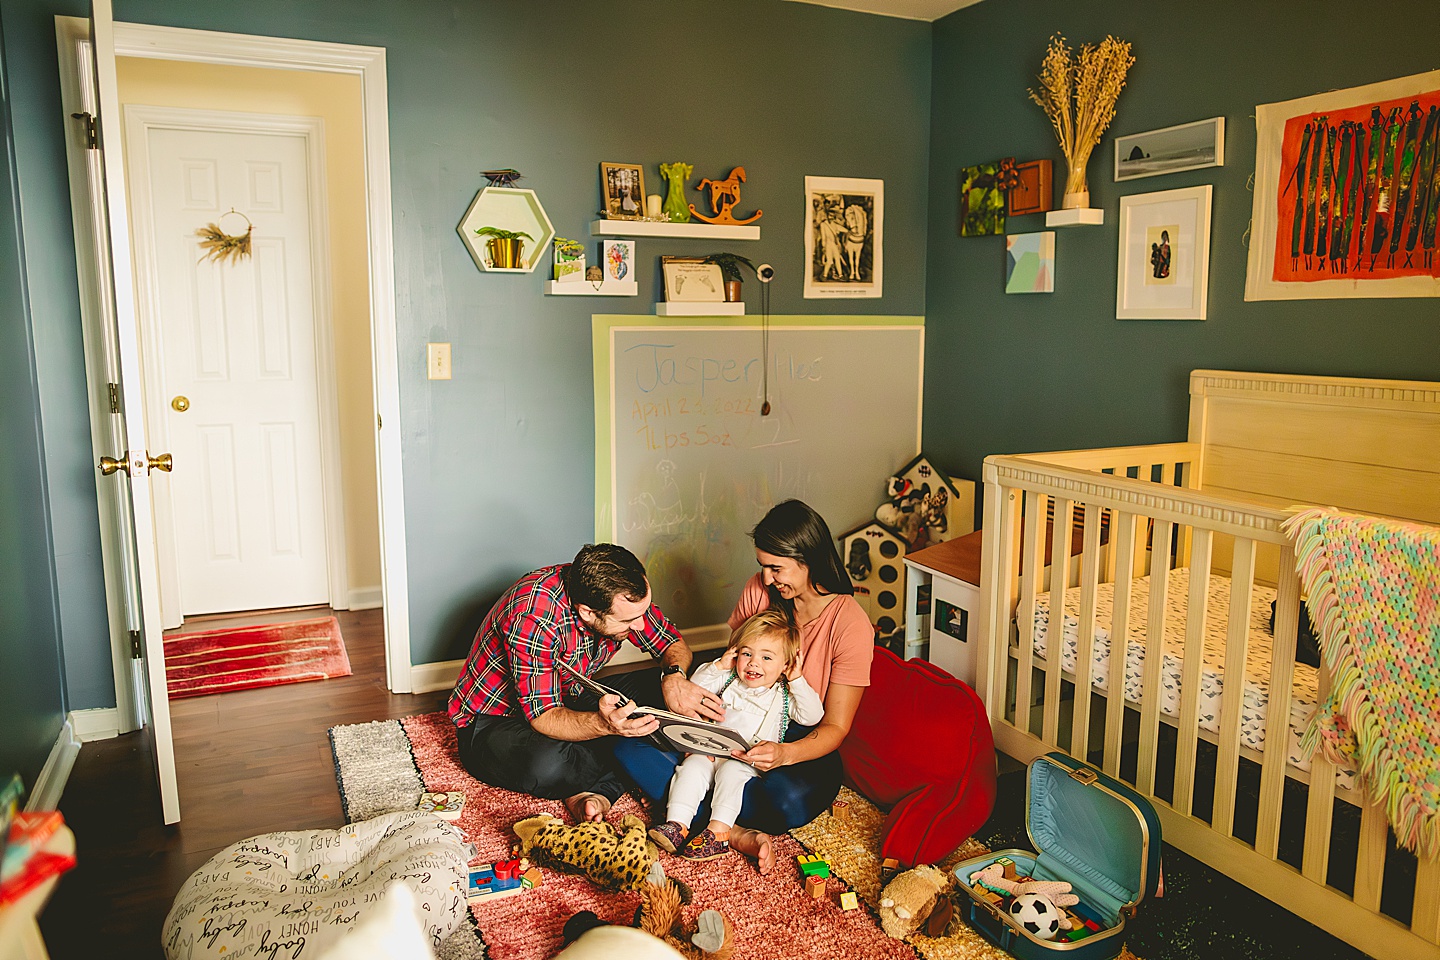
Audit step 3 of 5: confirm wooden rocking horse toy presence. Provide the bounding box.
[689,166,763,226]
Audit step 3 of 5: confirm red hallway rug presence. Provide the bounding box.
[163,615,352,699]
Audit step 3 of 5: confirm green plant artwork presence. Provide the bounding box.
[660,162,693,223]
[958,163,1006,237]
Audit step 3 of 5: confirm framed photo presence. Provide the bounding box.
[958,163,1005,236]
[804,175,883,298]
[1116,185,1212,320]
[1245,68,1440,301]
[661,256,725,302]
[1114,118,1225,182]
[600,162,646,220]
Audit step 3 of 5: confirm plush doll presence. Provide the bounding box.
[561,864,734,959]
[966,862,1079,908]
[875,476,925,547]
[877,864,953,939]
[512,813,657,891]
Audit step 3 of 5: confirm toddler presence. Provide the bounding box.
[647,608,824,860]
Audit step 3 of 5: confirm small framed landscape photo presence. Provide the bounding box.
[1116,184,1213,320]
[1114,117,1225,182]
[600,162,646,220]
[661,256,725,302]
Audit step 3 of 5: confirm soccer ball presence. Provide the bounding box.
[1008,892,1061,940]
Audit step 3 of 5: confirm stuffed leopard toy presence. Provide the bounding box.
[512,812,657,891]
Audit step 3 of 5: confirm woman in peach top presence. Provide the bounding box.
[614,499,873,873]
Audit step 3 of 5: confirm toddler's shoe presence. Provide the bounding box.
[648,820,688,854]
[679,828,730,861]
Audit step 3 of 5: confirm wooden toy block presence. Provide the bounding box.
[830,799,851,820]
[806,875,825,898]
[522,867,542,889]
[993,856,1018,881]
[839,891,859,911]
[797,855,831,878]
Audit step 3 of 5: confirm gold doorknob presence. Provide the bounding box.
[148,452,174,473]
[99,455,130,476]
[171,396,190,412]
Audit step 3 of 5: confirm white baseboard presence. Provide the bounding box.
[26,719,81,812]
[69,707,122,742]
[410,659,464,694]
[347,586,383,611]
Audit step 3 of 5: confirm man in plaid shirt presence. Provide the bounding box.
[448,543,726,822]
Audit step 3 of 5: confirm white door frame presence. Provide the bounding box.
[123,105,348,627]
[56,18,414,704]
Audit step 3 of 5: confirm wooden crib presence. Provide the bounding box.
[974,370,1440,960]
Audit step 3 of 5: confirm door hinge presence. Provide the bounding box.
[377,413,383,429]
[129,629,142,659]
[108,382,120,414]
[71,111,98,150]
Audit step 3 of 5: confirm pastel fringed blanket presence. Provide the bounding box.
[1283,507,1440,858]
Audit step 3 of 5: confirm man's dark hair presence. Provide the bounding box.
[563,543,649,613]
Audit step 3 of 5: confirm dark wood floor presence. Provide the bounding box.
[38,607,447,959]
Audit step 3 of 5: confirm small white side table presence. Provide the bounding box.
[902,531,983,687]
[0,825,74,960]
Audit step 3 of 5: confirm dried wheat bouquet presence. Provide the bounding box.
[1028,34,1134,202]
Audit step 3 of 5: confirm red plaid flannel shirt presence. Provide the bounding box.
[447,564,680,726]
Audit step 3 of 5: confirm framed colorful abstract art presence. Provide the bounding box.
[1117,185,1212,320]
[1246,68,1440,300]
[958,163,1006,237]
[1005,232,1055,293]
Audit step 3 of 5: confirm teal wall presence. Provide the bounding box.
[1,0,931,698]
[0,19,68,790]
[925,0,1440,501]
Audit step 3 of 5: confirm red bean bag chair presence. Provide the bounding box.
[839,647,997,867]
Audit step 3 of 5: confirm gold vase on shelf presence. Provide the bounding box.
[474,226,532,270]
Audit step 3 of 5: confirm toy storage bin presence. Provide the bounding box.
[952,753,1162,960]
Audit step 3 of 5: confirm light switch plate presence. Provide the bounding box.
[427,342,452,380]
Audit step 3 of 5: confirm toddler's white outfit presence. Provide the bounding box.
[663,660,824,827]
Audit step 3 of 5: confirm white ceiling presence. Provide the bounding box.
[785,0,985,22]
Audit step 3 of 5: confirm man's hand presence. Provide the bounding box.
[598,693,659,738]
[733,740,790,772]
[662,673,727,723]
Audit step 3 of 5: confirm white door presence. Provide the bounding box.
[130,122,331,618]
[88,0,179,823]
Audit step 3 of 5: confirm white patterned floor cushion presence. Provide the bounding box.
[163,810,469,960]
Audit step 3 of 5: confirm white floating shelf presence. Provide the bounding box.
[544,280,638,297]
[1046,207,1105,227]
[655,301,745,316]
[591,219,760,241]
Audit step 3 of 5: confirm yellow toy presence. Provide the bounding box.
[511,813,656,891]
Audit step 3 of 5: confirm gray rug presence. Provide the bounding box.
[328,718,425,822]
[329,717,486,960]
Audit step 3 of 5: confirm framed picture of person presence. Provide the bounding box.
[600,162,646,220]
[803,175,883,298]
[1116,185,1212,320]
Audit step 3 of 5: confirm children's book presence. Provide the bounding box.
[416,791,465,821]
[554,659,751,759]
[2,810,64,880]
[0,775,21,880]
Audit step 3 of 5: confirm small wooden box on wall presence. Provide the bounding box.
[1007,160,1053,216]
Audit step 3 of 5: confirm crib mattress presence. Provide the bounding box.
[1028,568,1343,778]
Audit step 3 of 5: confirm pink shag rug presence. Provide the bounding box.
[401,712,919,960]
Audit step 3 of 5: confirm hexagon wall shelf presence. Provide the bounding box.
[457,187,555,273]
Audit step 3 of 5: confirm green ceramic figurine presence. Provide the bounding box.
[659,162,692,223]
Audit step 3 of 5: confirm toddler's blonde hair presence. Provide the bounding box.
[728,607,800,670]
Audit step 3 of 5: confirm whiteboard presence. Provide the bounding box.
[594,314,923,631]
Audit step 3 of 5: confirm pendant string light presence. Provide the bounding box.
[758,263,774,416]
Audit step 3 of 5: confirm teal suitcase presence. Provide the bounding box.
[952,753,1162,960]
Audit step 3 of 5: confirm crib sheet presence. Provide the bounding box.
[1028,568,1346,779]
